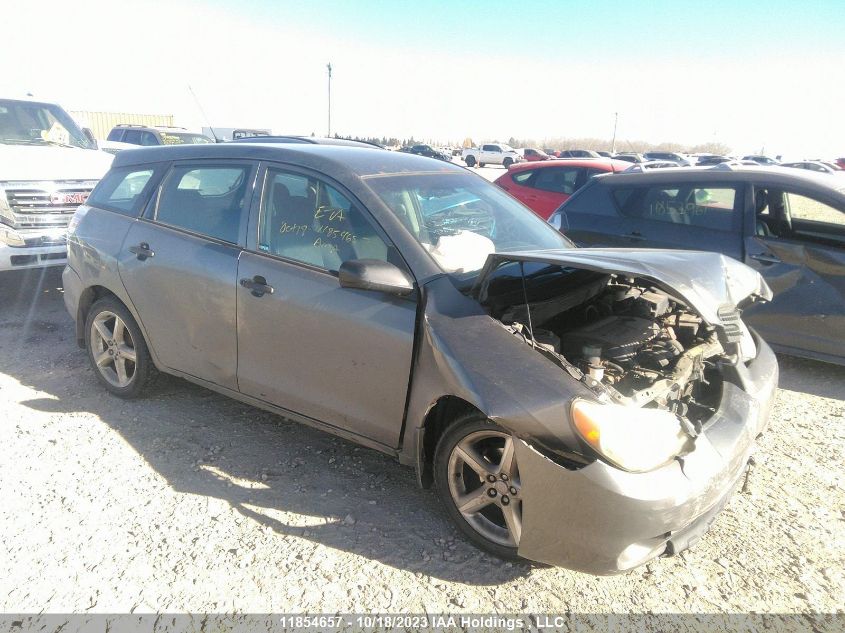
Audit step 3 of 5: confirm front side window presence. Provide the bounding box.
[533,167,580,194]
[258,169,394,271]
[156,165,251,243]
[365,172,571,277]
[786,192,845,228]
[614,185,738,231]
[87,167,156,216]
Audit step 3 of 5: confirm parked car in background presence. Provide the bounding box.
[550,165,845,365]
[558,149,601,159]
[742,155,780,166]
[399,144,451,161]
[520,148,550,162]
[695,155,733,166]
[494,158,631,219]
[63,142,776,574]
[0,95,113,271]
[543,148,560,157]
[612,153,646,164]
[780,160,844,175]
[836,158,845,170]
[643,151,692,166]
[462,143,523,168]
[107,124,213,146]
[596,151,613,158]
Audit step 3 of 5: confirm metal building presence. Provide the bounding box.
[70,111,175,140]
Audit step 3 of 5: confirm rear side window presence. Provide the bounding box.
[613,185,738,231]
[155,164,253,244]
[533,167,580,194]
[87,167,157,216]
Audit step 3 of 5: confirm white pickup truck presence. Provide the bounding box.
[0,96,113,271]
[462,143,524,168]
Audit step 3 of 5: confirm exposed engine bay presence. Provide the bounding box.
[480,264,729,429]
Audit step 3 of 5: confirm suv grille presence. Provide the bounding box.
[2,180,98,228]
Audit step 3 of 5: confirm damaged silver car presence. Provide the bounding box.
[62,143,778,574]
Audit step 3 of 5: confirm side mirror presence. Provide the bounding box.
[82,127,98,149]
[549,210,570,232]
[339,259,414,296]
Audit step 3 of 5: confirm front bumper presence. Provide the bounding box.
[0,242,67,271]
[515,334,778,574]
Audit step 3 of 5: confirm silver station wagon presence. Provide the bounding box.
[62,143,777,574]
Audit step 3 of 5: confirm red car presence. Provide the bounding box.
[493,159,631,219]
[836,157,845,170]
[521,148,550,162]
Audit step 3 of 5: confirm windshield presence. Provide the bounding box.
[160,132,213,145]
[365,172,572,277]
[0,99,94,149]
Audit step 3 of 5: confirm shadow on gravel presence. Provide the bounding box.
[2,269,528,585]
[776,354,845,401]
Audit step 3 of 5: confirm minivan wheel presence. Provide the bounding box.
[434,415,523,561]
[85,298,156,398]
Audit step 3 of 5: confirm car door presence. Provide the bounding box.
[482,144,501,164]
[118,160,256,390]
[524,165,584,219]
[742,185,845,360]
[236,165,417,447]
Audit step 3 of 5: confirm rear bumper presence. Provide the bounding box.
[515,334,778,574]
[0,243,67,271]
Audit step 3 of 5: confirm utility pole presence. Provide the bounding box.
[611,112,618,154]
[326,63,332,138]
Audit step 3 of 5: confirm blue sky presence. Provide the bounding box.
[3,0,843,156]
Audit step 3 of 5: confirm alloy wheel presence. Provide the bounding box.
[447,429,522,548]
[90,311,137,388]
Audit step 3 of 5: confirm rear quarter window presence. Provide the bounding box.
[87,167,159,217]
[559,182,617,216]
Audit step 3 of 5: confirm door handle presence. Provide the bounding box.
[240,275,274,297]
[627,231,645,242]
[750,253,781,265]
[128,242,154,260]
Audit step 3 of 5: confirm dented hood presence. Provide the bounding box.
[475,248,772,326]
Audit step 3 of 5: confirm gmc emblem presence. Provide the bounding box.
[50,192,89,205]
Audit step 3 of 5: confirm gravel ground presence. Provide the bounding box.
[0,266,843,619]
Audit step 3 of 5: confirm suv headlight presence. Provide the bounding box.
[571,399,692,472]
[0,224,26,247]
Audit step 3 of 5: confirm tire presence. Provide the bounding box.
[479,162,486,168]
[503,157,513,168]
[465,155,476,167]
[434,414,523,562]
[84,297,157,398]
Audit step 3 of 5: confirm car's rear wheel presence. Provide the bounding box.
[465,156,476,167]
[434,415,523,561]
[479,162,486,167]
[85,297,156,398]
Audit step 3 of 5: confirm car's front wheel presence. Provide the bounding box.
[503,157,513,168]
[85,297,156,398]
[434,415,523,561]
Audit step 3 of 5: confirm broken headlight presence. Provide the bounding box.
[570,399,693,473]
